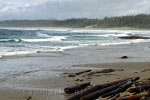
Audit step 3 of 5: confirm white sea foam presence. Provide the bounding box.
[1,28,150,59]
[99,39,150,46]
[78,39,150,47]
[0,45,83,58]
[22,36,67,42]
[87,33,129,37]
[60,45,82,50]
[0,51,38,58]
[36,32,50,38]
[40,45,83,52]
[0,39,21,42]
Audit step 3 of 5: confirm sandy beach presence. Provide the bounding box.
[0,41,150,100]
[0,62,150,100]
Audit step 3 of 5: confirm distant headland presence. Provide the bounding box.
[0,14,150,29]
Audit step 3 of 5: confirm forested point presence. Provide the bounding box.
[0,14,150,29]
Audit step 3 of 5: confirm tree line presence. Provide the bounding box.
[0,14,150,28]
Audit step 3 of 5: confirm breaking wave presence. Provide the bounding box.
[36,32,51,38]
[0,36,67,43]
[21,36,67,42]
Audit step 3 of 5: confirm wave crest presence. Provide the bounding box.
[21,36,67,42]
[0,39,23,43]
[36,32,50,38]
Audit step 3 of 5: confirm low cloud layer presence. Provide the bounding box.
[0,0,149,20]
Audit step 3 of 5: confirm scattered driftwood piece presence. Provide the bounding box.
[64,82,90,94]
[68,74,76,77]
[116,92,150,100]
[74,70,92,75]
[67,77,139,100]
[128,85,150,93]
[67,70,92,77]
[119,36,150,39]
[135,81,150,86]
[141,69,150,72]
[80,81,128,100]
[144,78,150,81]
[102,81,133,98]
[88,69,115,75]
[67,85,102,100]
[115,69,124,71]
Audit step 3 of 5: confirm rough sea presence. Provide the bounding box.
[0,28,150,58]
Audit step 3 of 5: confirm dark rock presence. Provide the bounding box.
[121,56,128,59]
[119,36,150,39]
[68,74,76,77]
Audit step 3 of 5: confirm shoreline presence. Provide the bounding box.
[0,39,150,99]
[1,26,150,31]
[0,62,150,100]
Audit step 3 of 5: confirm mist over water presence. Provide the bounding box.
[0,28,150,58]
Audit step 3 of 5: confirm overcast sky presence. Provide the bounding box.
[0,0,149,20]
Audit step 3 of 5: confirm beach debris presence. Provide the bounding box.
[66,69,124,78]
[75,79,84,82]
[102,81,133,98]
[118,36,150,39]
[26,96,32,100]
[80,80,128,100]
[116,92,150,100]
[66,77,139,100]
[76,79,80,81]
[88,69,115,75]
[115,69,124,71]
[73,70,92,75]
[85,68,124,77]
[68,74,76,77]
[120,56,128,59]
[64,82,91,94]
[135,81,150,86]
[128,85,150,93]
[66,70,92,77]
[141,69,150,72]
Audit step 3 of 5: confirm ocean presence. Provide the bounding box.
[1,28,150,89]
[0,28,150,58]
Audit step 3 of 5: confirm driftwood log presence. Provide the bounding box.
[64,82,91,94]
[129,85,150,93]
[135,81,150,86]
[116,92,150,100]
[102,81,133,98]
[67,77,139,100]
[88,69,115,75]
[67,70,92,77]
[80,80,128,100]
[74,70,92,75]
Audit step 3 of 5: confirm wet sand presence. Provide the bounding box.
[0,62,150,100]
[0,42,150,100]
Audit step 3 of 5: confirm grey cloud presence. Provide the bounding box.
[0,0,150,20]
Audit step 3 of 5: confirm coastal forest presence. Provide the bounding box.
[0,14,150,29]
